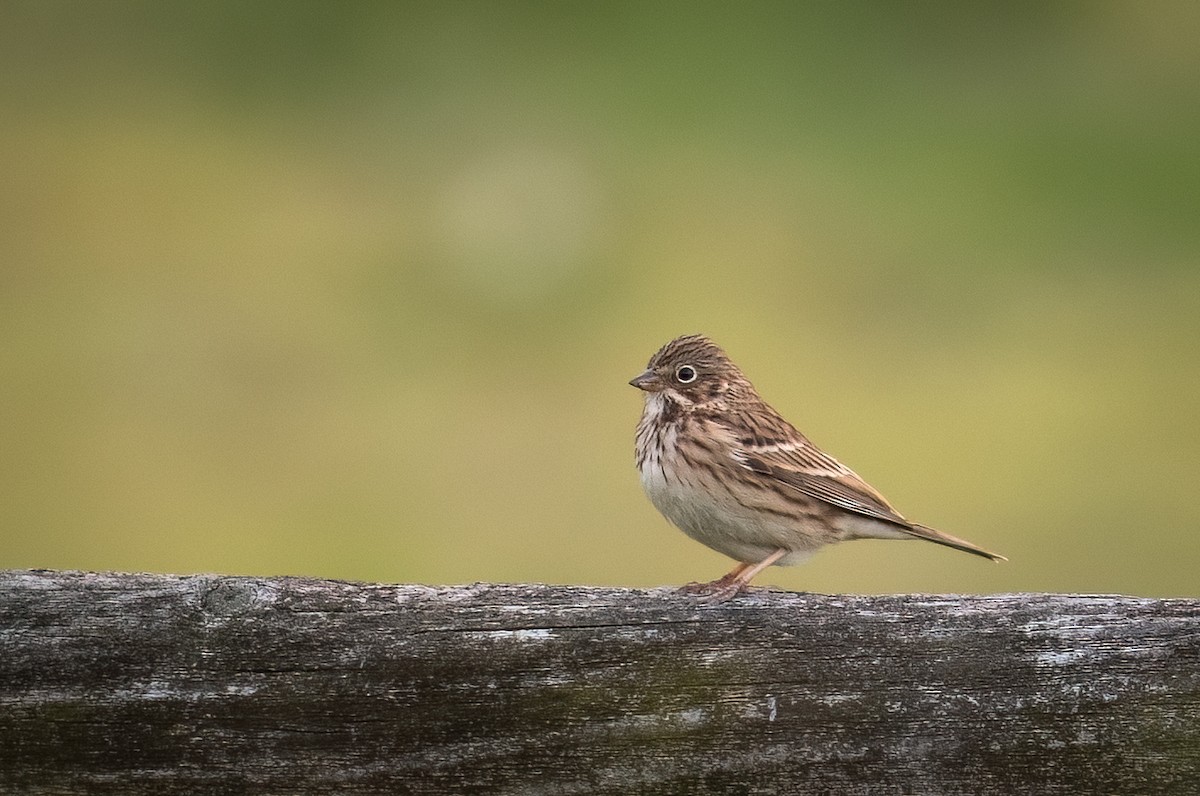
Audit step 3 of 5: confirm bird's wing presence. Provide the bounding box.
[718,418,1006,561]
[733,439,913,529]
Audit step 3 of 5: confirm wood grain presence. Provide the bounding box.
[2,570,1198,794]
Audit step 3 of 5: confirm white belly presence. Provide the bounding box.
[639,461,821,566]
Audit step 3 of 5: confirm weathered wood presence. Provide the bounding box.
[1,570,1198,795]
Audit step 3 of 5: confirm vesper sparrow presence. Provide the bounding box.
[631,334,1005,600]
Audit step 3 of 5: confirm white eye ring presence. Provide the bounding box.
[675,365,697,383]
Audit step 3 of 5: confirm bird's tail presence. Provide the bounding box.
[904,524,1007,562]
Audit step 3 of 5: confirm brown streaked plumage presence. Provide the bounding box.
[630,334,1005,601]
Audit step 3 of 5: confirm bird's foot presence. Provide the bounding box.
[677,577,758,603]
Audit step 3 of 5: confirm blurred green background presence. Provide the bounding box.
[2,2,1198,597]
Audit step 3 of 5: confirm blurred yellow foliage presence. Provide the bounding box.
[2,3,1198,595]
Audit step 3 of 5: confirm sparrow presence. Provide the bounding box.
[631,334,1005,600]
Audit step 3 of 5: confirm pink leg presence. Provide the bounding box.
[732,548,788,587]
[680,549,788,602]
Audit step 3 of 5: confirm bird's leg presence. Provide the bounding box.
[684,549,789,602]
[732,548,788,587]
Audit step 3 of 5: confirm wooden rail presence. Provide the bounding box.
[1,570,1198,794]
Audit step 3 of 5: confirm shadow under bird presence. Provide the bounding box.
[630,334,1005,601]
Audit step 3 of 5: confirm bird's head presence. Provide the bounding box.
[629,334,752,408]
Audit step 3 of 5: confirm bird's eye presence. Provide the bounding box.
[675,365,697,383]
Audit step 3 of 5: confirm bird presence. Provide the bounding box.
[630,334,1005,601]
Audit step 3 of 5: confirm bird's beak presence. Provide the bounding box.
[628,369,664,392]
